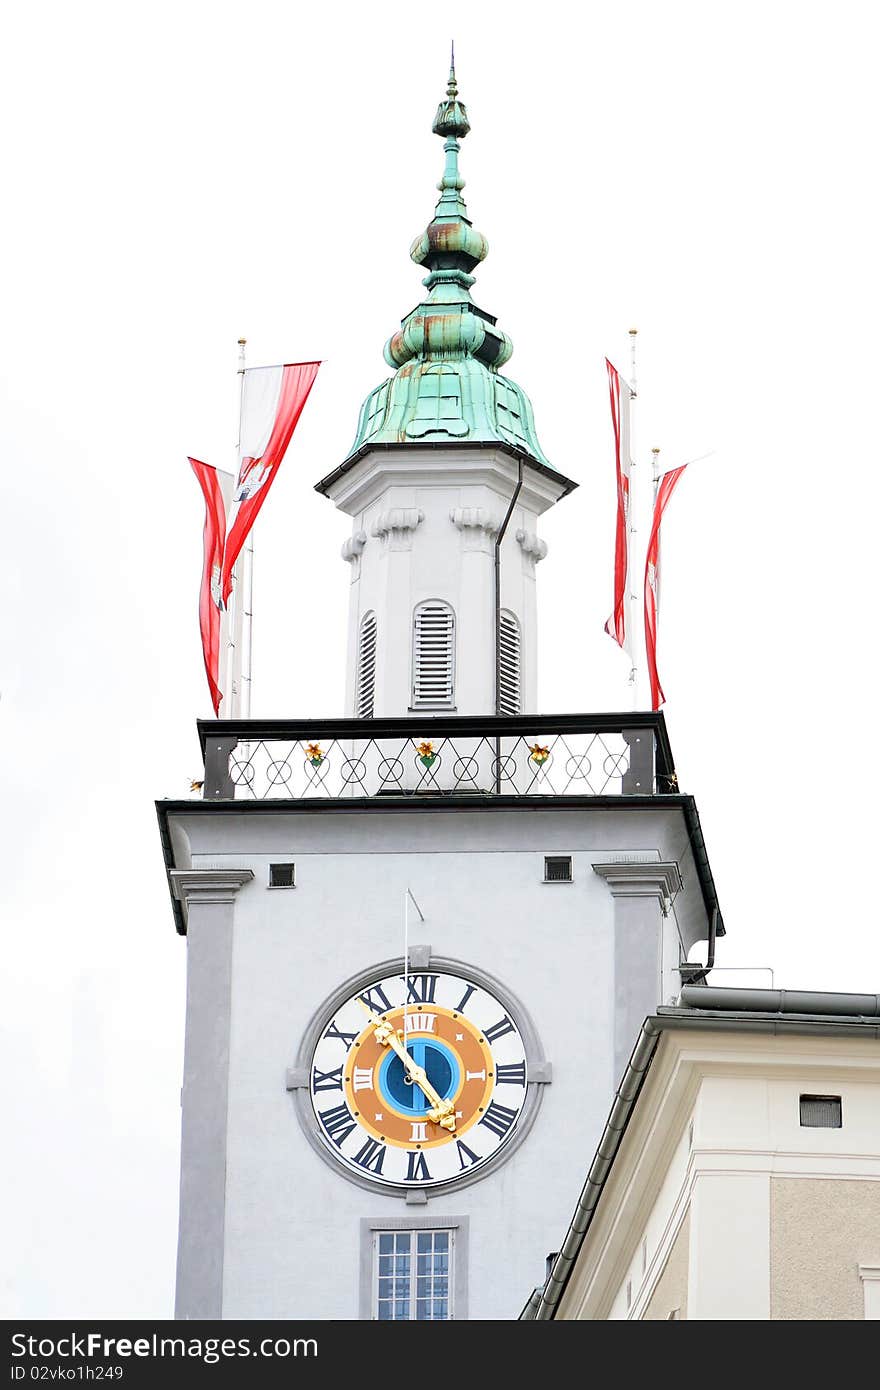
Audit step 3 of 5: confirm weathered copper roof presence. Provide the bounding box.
[341,55,562,477]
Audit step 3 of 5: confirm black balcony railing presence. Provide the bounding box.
[196,713,678,802]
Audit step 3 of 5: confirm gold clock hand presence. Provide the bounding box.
[356,1000,457,1133]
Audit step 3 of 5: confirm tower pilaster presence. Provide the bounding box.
[169,868,254,1319]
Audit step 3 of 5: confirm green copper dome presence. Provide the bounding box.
[343,57,553,470]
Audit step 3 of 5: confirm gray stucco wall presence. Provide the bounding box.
[771,1177,880,1320]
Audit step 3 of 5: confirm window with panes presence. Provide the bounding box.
[373,1228,454,1321]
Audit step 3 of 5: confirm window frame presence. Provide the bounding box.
[410,599,457,711]
[359,1215,469,1321]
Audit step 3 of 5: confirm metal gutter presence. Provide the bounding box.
[521,1016,664,1319]
[680,985,880,1016]
[680,797,725,936]
[521,999,880,1320]
[156,802,186,937]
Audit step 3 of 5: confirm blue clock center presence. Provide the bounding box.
[378,1038,460,1116]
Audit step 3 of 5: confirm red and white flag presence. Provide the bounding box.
[189,458,228,716]
[220,360,321,602]
[644,464,687,710]
[603,358,633,657]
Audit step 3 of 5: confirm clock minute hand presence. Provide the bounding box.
[356,1000,456,1133]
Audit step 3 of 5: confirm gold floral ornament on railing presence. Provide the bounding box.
[305,742,325,767]
[529,743,551,765]
[417,740,437,768]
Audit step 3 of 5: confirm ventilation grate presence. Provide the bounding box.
[544,856,573,883]
[412,601,455,709]
[498,610,521,715]
[799,1094,842,1128]
[355,611,377,718]
[269,863,296,889]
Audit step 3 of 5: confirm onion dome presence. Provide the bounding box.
[342,54,555,472]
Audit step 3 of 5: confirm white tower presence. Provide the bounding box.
[315,62,576,718]
[160,61,722,1324]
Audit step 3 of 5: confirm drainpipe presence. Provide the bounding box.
[680,907,718,985]
[494,457,523,791]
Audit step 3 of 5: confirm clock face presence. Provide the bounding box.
[308,968,530,1189]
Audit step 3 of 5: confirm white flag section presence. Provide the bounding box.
[220,361,320,602]
[238,365,287,487]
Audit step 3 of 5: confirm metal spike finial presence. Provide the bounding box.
[432,44,470,140]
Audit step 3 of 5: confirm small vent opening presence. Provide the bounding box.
[799,1094,842,1128]
[544,855,573,883]
[269,863,296,889]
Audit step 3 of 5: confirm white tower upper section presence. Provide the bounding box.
[314,60,576,718]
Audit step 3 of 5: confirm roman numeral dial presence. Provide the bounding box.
[307,967,534,1190]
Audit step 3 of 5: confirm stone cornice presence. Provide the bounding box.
[169,868,255,906]
[318,447,573,518]
[592,860,683,914]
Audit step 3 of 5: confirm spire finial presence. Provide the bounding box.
[433,48,470,140]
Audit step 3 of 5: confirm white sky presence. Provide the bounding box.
[2,0,878,1319]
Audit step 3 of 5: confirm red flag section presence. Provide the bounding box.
[189,458,227,716]
[603,358,632,656]
[644,465,688,711]
[189,359,320,717]
[221,361,321,603]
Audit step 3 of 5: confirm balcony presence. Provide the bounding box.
[196,712,678,802]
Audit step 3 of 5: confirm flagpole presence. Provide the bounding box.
[241,527,254,718]
[240,333,255,719]
[650,447,661,701]
[627,328,639,708]
[223,338,247,716]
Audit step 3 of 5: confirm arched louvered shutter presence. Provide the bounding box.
[498,610,521,715]
[412,601,456,709]
[355,611,377,718]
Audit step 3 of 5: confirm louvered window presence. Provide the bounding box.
[355,611,377,718]
[412,601,455,709]
[498,609,521,715]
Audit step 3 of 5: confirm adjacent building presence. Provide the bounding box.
[523,987,880,1321]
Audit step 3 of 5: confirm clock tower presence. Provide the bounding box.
[158,61,723,1322]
